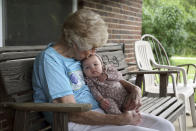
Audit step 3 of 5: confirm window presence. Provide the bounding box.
[0,0,77,47]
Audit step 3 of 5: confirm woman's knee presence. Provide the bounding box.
[152,116,175,131]
[140,113,175,131]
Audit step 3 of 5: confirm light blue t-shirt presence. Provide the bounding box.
[32,43,99,123]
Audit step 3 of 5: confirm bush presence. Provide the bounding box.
[183,10,196,56]
[142,5,187,58]
[142,0,196,57]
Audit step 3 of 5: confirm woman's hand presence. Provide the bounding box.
[123,90,142,111]
[119,110,141,125]
[119,80,142,111]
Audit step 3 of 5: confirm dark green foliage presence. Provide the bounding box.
[184,10,196,55]
[142,0,196,57]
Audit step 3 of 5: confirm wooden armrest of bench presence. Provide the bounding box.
[0,102,91,131]
[126,70,179,97]
[127,62,137,66]
[127,70,179,75]
[0,102,91,112]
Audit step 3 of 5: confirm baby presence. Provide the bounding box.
[82,54,140,114]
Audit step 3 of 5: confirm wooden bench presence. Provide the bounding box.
[0,43,186,131]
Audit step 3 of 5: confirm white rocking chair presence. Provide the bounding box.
[141,34,196,90]
[134,39,196,127]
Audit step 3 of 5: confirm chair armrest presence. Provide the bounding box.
[153,62,188,85]
[176,64,196,83]
[177,63,196,68]
[0,102,91,112]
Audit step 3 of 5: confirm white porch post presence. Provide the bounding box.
[0,0,3,47]
[72,0,77,13]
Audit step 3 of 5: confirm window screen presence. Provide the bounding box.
[4,0,73,46]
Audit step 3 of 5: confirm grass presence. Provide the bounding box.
[171,57,196,80]
[170,56,196,101]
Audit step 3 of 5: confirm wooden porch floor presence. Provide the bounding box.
[173,115,196,131]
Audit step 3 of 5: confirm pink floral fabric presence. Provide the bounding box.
[85,65,129,114]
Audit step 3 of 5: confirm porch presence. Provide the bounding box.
[0,0,195,131]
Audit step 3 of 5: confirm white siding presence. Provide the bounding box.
[72,0,78,13]
[0,0,2,47]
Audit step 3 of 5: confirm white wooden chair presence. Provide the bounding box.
[141,34,196,92]
[141,34,196,113]
[134,40,196,127]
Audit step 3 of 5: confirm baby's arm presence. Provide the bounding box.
[85,78,110,109]
[85,78,103,101]
[105,65,140,95]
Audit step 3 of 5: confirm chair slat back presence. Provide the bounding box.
[0,58,35,97]
[135,40,158,93]
[135,40,156,70]
[141,34,170,66]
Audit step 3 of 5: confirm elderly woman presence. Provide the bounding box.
[32,9,175,131]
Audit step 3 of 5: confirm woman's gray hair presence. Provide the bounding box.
[62,9,108,51]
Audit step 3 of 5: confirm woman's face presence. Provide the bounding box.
[73,45,96,60]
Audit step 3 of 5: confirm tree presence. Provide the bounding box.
[142,0,196,57]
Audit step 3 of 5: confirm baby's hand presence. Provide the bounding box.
[100,98,110,110]
[98,73,108,82]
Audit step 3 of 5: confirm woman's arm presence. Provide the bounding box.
[54,95,141,125]
[120,79,141,94]
[119,79,142,111]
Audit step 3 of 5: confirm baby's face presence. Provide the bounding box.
[82,55,103,78]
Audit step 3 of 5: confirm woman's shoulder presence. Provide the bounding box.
[43,43,74,62]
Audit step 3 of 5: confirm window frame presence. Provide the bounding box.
[0,0,4,47]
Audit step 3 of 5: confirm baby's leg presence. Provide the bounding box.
[104,98,122,114]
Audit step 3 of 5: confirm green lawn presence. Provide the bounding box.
[171,57,196,80]
[170,56,196,101]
